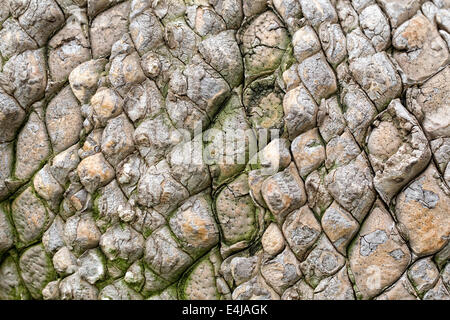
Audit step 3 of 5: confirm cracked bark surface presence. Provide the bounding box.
[0,0,449,300]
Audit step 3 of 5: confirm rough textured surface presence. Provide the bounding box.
[0,0,449,300]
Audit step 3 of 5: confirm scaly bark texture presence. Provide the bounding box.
[0,0,449,300]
